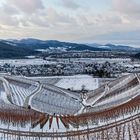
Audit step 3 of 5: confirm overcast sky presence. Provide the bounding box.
[0,0,140,44]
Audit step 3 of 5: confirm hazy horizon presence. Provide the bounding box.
[1,37,140,48]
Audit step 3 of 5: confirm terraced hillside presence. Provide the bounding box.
[0,74,139,140]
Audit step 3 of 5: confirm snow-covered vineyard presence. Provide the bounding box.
[0,74,139,139]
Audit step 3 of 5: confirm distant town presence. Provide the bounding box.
[0,51,140,77]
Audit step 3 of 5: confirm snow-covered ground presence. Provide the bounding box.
[30,75,99,91]
[28,76,117,91]
[57,58,131,63]
[0,59,56,66]
[55,75,99,91]
[0,110,139,140]
[0,74,139,139]
[0,91,10,104]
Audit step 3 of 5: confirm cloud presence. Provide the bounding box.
[113,0,140,19]
[60,0,80,10]
[2,4,18,16]
[94,30,140,41]
[24,7,77,28]
[0,4,19,26]
[7,0,44,14]
[0,14,19,26]
[0,0,139,42]
[0,0,45,27]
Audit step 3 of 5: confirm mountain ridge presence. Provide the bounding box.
[0,38,139,58]
[0,41,37,58]
[3,39,108,51]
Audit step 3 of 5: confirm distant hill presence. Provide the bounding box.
[0,41,37,58]
[7,39,108,51]
[88,43,140,52]
[0,39,108,58]
[133,52,140,59]
[0,38,139,58]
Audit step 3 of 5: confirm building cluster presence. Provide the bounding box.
[48,51,130,58]
[0,60,129,77]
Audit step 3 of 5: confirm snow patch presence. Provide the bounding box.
[55,75,99,91]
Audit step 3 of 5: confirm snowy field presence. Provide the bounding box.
[30,75,99,91]
[0,59,56,66]
[55,75,99,90]
[0,58,131,67]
